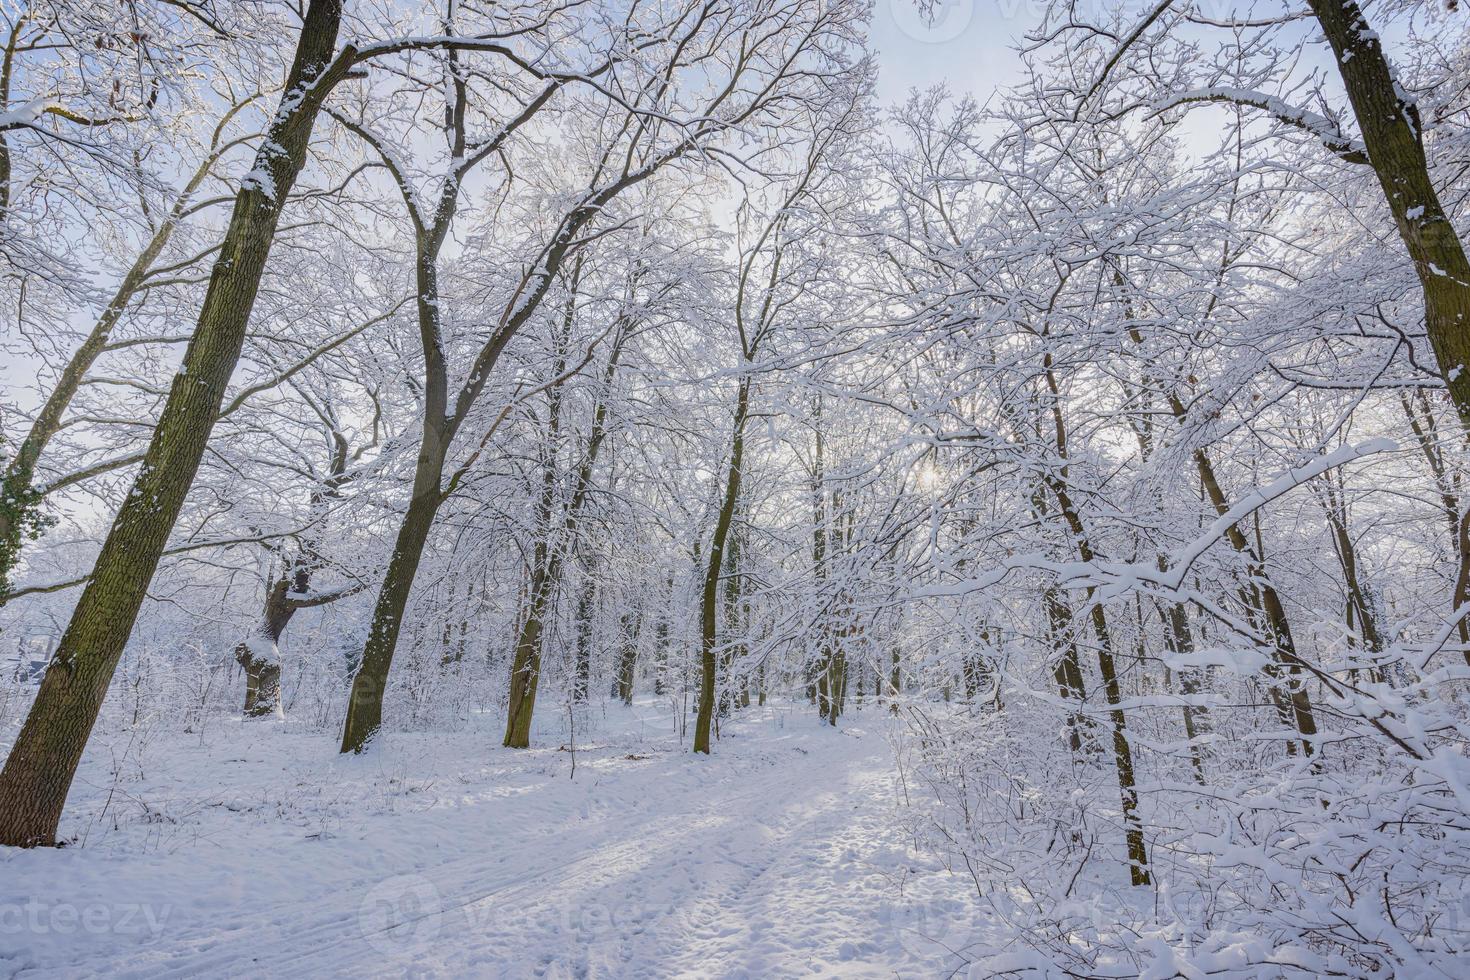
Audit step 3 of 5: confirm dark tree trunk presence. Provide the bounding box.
[1039,368,1150,884]
[1158,595,1209,785]
[615,611,638,705]
[1399,391,1470,661]
[694,379,747,754]
[1189,446,1320,756]
[236,577,296,718]
[1309,0,1470,431]
[340,445,445,753]
[504,564,552,749]
[1043,577,1090,753]
[652,602,669,696]
[718,530,742,719]
[572,569,595,703]
[502,317,624,744]
[888,644,901,714]
[0,0,348,847]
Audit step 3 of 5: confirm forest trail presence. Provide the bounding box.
[1,702,981,978]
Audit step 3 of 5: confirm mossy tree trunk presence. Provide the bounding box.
[0,0,348,847]
[1308,0,1470,431]
[339,77,642,751]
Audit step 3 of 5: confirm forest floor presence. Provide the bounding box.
[0,698,984,978]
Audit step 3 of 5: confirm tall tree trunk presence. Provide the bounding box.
[504,560,554,748]
[888,643,901,714]
[1158,594,1209,784]
[1046,471,1150,884]
[340,437,447,753]
[811,398,840,726]
[1309,0,1470,430]
[502,312,624,745]
[653,594,669,696]
[1039,355,1149,884]
[694,378,747,754]
[1399,391,1470,661]
[1189,445,1319,755]
[1083,596,1151,886]
[1320,478,1387,681]
[1046,588,1091,754]
[719,529,742,718]
[0,0,347,847]
[572,566,596,703]
[615,611,638,705]
[1124,304,1320,751]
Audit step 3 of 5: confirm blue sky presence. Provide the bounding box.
[868,0,1033,102]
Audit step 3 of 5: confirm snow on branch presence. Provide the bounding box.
[1151,87,1371,165]
[1081,438,1400,600]
[909,442,1400,606]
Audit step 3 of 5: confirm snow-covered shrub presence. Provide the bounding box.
[894,645,1470,977]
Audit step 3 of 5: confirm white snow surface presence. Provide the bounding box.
[0,701,980,978]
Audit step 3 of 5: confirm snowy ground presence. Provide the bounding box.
[0,700,984,978]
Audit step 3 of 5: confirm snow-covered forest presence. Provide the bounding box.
[2,0,1470,975]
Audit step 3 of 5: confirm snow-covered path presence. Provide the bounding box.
[1,703,982,978]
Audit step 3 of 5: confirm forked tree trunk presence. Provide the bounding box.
[503,315,625,745]
[239,440,357,718]
[0,0,347,847]
[343,167,637,752]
